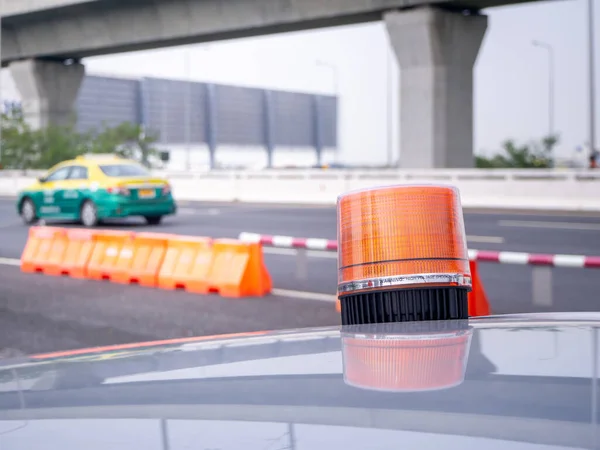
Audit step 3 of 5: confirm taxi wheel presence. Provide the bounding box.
[144,216,163,225]
[80,200,98,227]
[20,198,37,225]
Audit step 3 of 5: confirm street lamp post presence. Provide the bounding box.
[0,4,4,167]
[184,47,191,171]
[532,40,555,138]
[588,0,596,157]
[386,42,393,167]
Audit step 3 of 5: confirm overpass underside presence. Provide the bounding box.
[0,0,513,168]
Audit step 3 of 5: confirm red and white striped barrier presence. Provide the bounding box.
[240,232,600,269]
[239,232,338,251]
[240,231,600,308]
[468,250,600,268]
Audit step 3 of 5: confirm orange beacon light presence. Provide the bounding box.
[337,184,471,325]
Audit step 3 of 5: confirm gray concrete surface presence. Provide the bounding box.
[385,7,487,168]
[1,0,538,64]
[1,0,101,17]
[10,59,85,128]
[1,198,600,355]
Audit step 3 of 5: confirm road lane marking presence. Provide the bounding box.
[499,220,600,231]
[466,235,504,244]
[0,257,20,266]
[0,221,22,229]
[272,288,336,302]
[178,208,220,216]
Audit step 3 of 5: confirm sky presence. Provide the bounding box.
[1,0,596,164]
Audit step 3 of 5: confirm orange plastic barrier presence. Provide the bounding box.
[157,236,214,294]
[86,230,135,281]
[21,227,67,275]
[467,260,491,317]
[207,239,272,298]
[111,232,172,287]
[57,229,98,278]
[20,227,276,300]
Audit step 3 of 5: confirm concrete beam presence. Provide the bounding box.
[1,0,517,65]
[0,0,413,63]
[9,59,85,129]
[1,0,103,18]
[385,7,487,168]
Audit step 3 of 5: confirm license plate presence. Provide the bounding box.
[138,189,155,199]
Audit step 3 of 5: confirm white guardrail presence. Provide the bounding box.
[1,168,600,211]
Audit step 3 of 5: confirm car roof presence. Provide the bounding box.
[0,312,598,449]
[73,154,130,165]
[51,155,139,168]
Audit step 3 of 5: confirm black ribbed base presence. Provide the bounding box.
[340,287,469,325]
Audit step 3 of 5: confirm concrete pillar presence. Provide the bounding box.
[9,59,85,129]
[384,7,487,168]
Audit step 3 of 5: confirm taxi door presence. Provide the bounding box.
[38,166,72,217]
[60,165,89,217]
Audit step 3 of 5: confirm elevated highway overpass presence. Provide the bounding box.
[1,0,100,17]
[2,0,539,61]
[1,0,553,168]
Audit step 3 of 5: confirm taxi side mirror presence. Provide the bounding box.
[37,177,47,183]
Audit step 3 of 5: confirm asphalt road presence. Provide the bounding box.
[1,197,600,355]
[0,264,339,356]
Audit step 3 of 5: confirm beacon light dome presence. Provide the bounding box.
[337,184,472,325]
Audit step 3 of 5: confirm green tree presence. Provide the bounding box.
[0,107,162,170]
[1,106,89,169]
[0,107,37,170]
[475,135,558,168]
[31,123,88,169]
[86,122,161,167]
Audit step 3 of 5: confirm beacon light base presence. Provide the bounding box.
[340,286,469,326]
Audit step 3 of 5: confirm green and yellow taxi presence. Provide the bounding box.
[16,154,177,227]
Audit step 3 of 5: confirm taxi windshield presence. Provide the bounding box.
[99,164,149,177]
